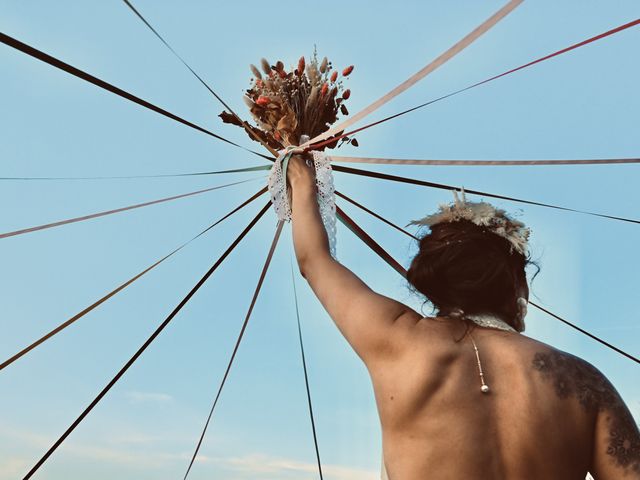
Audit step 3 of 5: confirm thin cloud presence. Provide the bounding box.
[124,391,174,405]
[1,425,378,480]
[0,457,30,479]
[208,453,378,480]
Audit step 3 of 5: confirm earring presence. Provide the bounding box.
[515,297,528,330]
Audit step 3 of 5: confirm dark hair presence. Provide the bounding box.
[407,220,539,332]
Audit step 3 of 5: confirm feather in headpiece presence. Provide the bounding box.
[408,189,531,256]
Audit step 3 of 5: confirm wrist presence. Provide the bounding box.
[291,178,316,196]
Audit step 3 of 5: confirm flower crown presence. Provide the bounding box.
[408,189,531,256]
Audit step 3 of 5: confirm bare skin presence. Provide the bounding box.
[287,154,640,479]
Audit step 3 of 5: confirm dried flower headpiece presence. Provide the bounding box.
[408,190,531,256]
[219,48,357,149]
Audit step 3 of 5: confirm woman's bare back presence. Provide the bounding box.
[369,315,640,480]
[286,160,638,478]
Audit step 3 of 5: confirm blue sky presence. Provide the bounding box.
[1,1,639,479]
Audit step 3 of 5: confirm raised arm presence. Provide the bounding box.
[287,154,414,362]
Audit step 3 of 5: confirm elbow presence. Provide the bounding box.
[297,255,310,279]
[296,251,334,280]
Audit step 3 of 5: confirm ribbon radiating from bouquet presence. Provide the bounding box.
[220,51,359,257]
[220,0,524,260]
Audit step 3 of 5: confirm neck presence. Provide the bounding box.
[440,309,518,333]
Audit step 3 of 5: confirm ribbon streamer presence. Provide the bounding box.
[300,0,522,150]
[0,31,272,162]
[290,259,324,480]
[0,176,262,240]
[20,201,271,480]
[335,199,640,366]
[0,165,271,181]
[182,220,284,480]
[333,165,640,225]
[336,205,406,277]
[331,156,640,167]
[0,187,267,371]
[529,301,639,365]
[335,190,417,240]
[121,0,279,157]
[307,18,640,151]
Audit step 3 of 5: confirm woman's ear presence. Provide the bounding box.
[517,282,529,302]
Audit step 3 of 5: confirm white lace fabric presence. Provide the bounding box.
[312,149,337,259]
[267,138,337,258]
[463,313,516,332]
[267,149,291,220]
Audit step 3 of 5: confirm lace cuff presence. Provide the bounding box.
[267,145,337,259]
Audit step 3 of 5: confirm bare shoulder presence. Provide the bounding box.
[528,344,640,477]
[529,346,612,409]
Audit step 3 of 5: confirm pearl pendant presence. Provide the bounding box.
[481,384,490,394]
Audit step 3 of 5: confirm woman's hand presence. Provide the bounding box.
[286,154,316,192]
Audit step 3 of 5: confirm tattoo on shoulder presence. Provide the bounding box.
[532,350,640,474]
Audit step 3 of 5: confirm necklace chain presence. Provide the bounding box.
[441,311,516,394]
[469,335,490,394]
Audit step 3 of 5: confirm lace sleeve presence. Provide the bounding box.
[267,145,337,259]
[312,149,337,259]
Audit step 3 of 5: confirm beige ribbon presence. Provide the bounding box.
[0,177,263,240]
[331,156,640,166]
[299,0,523,150]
